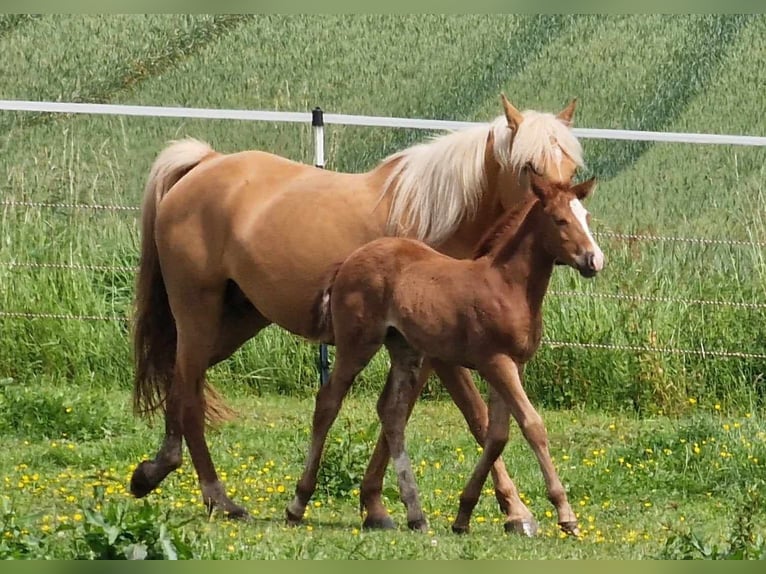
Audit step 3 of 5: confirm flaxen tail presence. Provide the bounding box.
[132,139,233,424]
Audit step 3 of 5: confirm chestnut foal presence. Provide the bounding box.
[287,174,604,535]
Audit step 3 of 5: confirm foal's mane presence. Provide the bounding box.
[378,111,583,245]
[472,179,573,260]
[472,195,540,260]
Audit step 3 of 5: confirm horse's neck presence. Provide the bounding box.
[443,162,533,258]
[434,141,505,258]
[496,163,533,208]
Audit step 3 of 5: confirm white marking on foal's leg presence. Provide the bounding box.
[392,452,427,530]
[393,453,410,475]
[569,198,604,271]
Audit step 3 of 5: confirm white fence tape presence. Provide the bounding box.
[2,99,766,146]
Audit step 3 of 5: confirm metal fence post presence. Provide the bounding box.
[313,107,331,386]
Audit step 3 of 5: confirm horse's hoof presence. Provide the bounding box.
[559,520,580,537]
[451,523,469,535]
[129,462,155,498]
[407,518,428,533]
[504,518,539,537]
[362,515,396,530]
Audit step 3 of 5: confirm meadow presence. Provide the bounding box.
[1,387,764,559]
[1,14,765,558]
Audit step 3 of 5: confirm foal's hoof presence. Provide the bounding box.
[504,518,539,537]
[129,462,155,498]
[451,523,470,535]
[559,520,581,537]
[362,515,396,530]
[407,518,429,533]
[285,507,304,526]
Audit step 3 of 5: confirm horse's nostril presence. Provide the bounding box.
[585,252,595,269]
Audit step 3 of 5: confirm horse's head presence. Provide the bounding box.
[495,94,583,211]
[529,173,604,278]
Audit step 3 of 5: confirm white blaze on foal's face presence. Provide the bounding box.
[569,197,604,272]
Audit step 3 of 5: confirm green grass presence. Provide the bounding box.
[1,16,765,415]
[1,386,764,559]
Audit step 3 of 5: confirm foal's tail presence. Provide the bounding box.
[132,139,229,423]
[310,262,344,343]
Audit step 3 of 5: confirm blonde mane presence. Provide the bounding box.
[379,110,584,245]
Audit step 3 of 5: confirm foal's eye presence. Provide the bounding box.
[555,218,568,226]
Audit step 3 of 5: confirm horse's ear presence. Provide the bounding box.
[557,98,577,126]
[501,93,524,131]
[573,177,597,200]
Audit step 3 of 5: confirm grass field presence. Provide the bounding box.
[1,14,766,559]
[1,386,764,559]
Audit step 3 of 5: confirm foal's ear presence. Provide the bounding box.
[573,177,597,200]
[501,93,524,131]
[556,98,577,126]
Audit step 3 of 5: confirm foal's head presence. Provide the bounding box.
[530,173,604,278]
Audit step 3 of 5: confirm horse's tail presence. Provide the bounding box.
[132,138,226,422]
[310,262,344,343]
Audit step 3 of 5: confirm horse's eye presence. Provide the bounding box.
[555,218,568,226]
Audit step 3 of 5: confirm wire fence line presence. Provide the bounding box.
[0,200,140,212]
[3,199,765,249]
[0,310,128,322]
[1,310,764,360]
[549,290,766,310]
[542,340,766,361]
[3,260,765,311]
[0,261,137,272]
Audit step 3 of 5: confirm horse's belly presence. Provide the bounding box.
[227,193,384,338]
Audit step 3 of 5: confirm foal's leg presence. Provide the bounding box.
[451,386,511,534]
[359,358,431,530]
[286,340,382,525]
[375,337,427,532]
[359,360,537,535]
[482,356,579,536]
[432,360,537,535]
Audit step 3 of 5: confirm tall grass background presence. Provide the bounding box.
[1,14,765,415]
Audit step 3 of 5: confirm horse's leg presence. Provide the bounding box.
[359,358,432,530]
[286,339,382,525]
[451,385,511,534]
[130,297,269,499]
[375,335,427,532]
[431,360,537,535]
[170,286,248,517]
[209,300,271,367]
[130,395,184,498]
[481,356,578,536]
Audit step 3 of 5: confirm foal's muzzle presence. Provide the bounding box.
[576,251,604,278]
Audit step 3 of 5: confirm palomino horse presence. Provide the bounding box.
[287,175,603,536]
[130,95,584,533]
